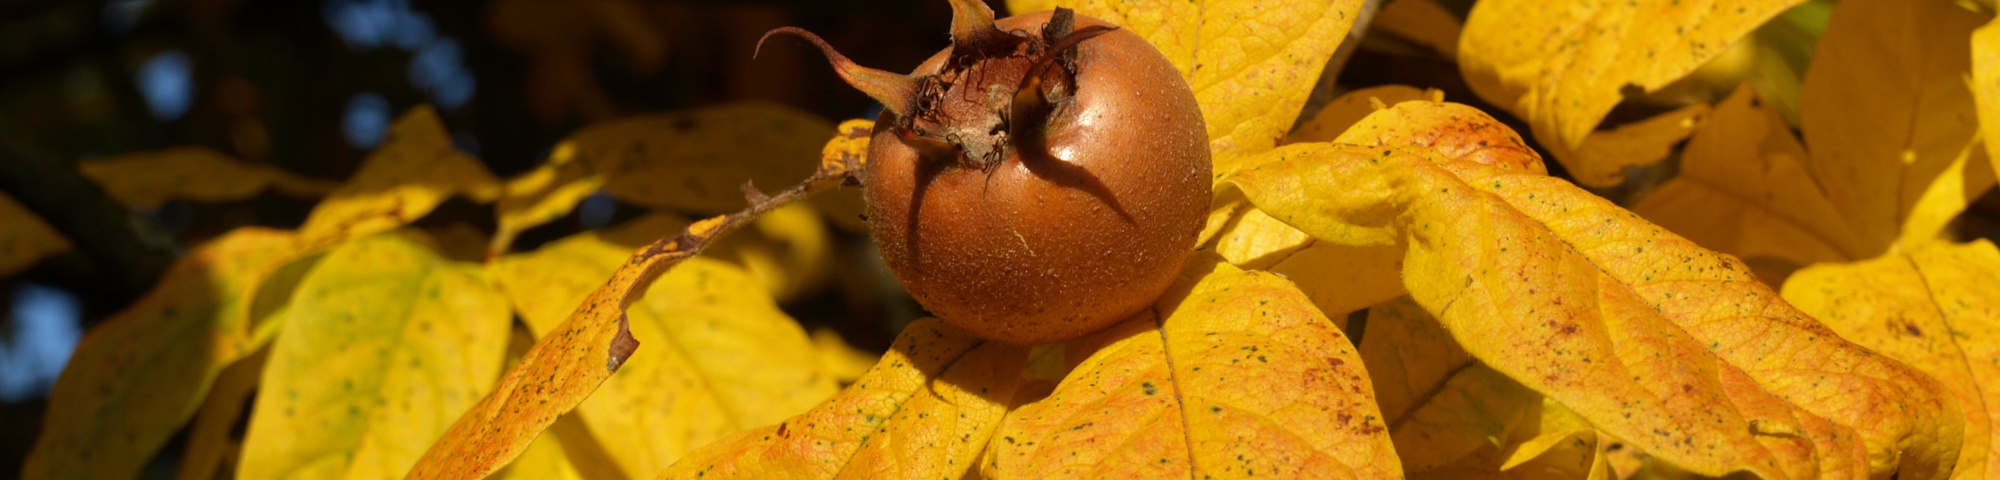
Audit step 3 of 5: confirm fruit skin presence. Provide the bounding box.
[864,11,1210,345]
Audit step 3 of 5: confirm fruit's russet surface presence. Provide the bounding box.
[862,11,1210,344]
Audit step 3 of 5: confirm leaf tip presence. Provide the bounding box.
[607,312,639,372]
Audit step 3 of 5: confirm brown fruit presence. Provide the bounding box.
[766,2,1209,344]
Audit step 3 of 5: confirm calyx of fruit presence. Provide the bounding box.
[759,2,1112,170]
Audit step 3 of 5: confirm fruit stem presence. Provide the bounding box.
[758,27,919,118]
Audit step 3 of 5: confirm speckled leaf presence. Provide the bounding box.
[1458,0,1802,176]
[575,101,833,214]
[1634,85,1865,269]
[489,216,837,479]
[986,257,1399,479]
[656,318,1026,480]
[296,106,499,246]
[1226,101,1955,478]
[1783,240,2000,479]
[25,229,294,480]
[1799,0,1983,255]
[0,191,70,277]
[78,146,336,209]
[1010,0,1366,163]
[236,233,511,480]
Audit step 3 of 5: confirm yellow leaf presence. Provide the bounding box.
[298,106,500,246]
[25,229,294,479]
[1897,137,1998,250]
[489,216,837,478]
[1358,297,1474,432]
[812,328,879,385]
[0,191,70,277]
[809,120,876,234]
[78,146,337,209]
[1225,101,1957,478]
[494,432,585,480]
[1016,0,1367,163]
[1799,0,1983,254]
[576,101,834,214]
[1264,243,1406,318]
[1782,239,2000,479]
[1550,101,1711,188]
[1634,84,1865,268]
[986,257,1400,478]
[1285,85,1441,145]
[1973,14,2000,181]
[176,349,267,480]
[1458,0,1802,174]
[490,143,603,257]
[656,318,1027,480]
[1211,207,1315,268]
[1373,0,1462,58]
[705,203,834,303]
[236,233,511,480]
[1360,298,1614,479]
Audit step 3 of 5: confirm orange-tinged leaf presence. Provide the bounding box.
[1550,101,1711,188]
[489,218,837,478]
[1226,101,1956,478]
[25,228,294,480]
[576,101,834,214]
[655,318,1025,480]
[0,191,70,277]
[1286,85,1441,145]
[986,257,1400,479]
[1014,0,1367,163]
[1373,0,1461,58]
[1634,84,1865,268]
[237,233,511,480]
[1799,0,1983,255]
[1458,0,1801,175]
[1782,239,2000,479]
[297,106,500,245]
[78,146,337,209]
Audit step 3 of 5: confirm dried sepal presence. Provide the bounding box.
[757,27,918,118]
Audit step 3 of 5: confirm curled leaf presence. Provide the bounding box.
[1783,240,2000,479]
[1225,101,1957,478]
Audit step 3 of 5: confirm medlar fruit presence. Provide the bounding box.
[766,1,1209,344]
